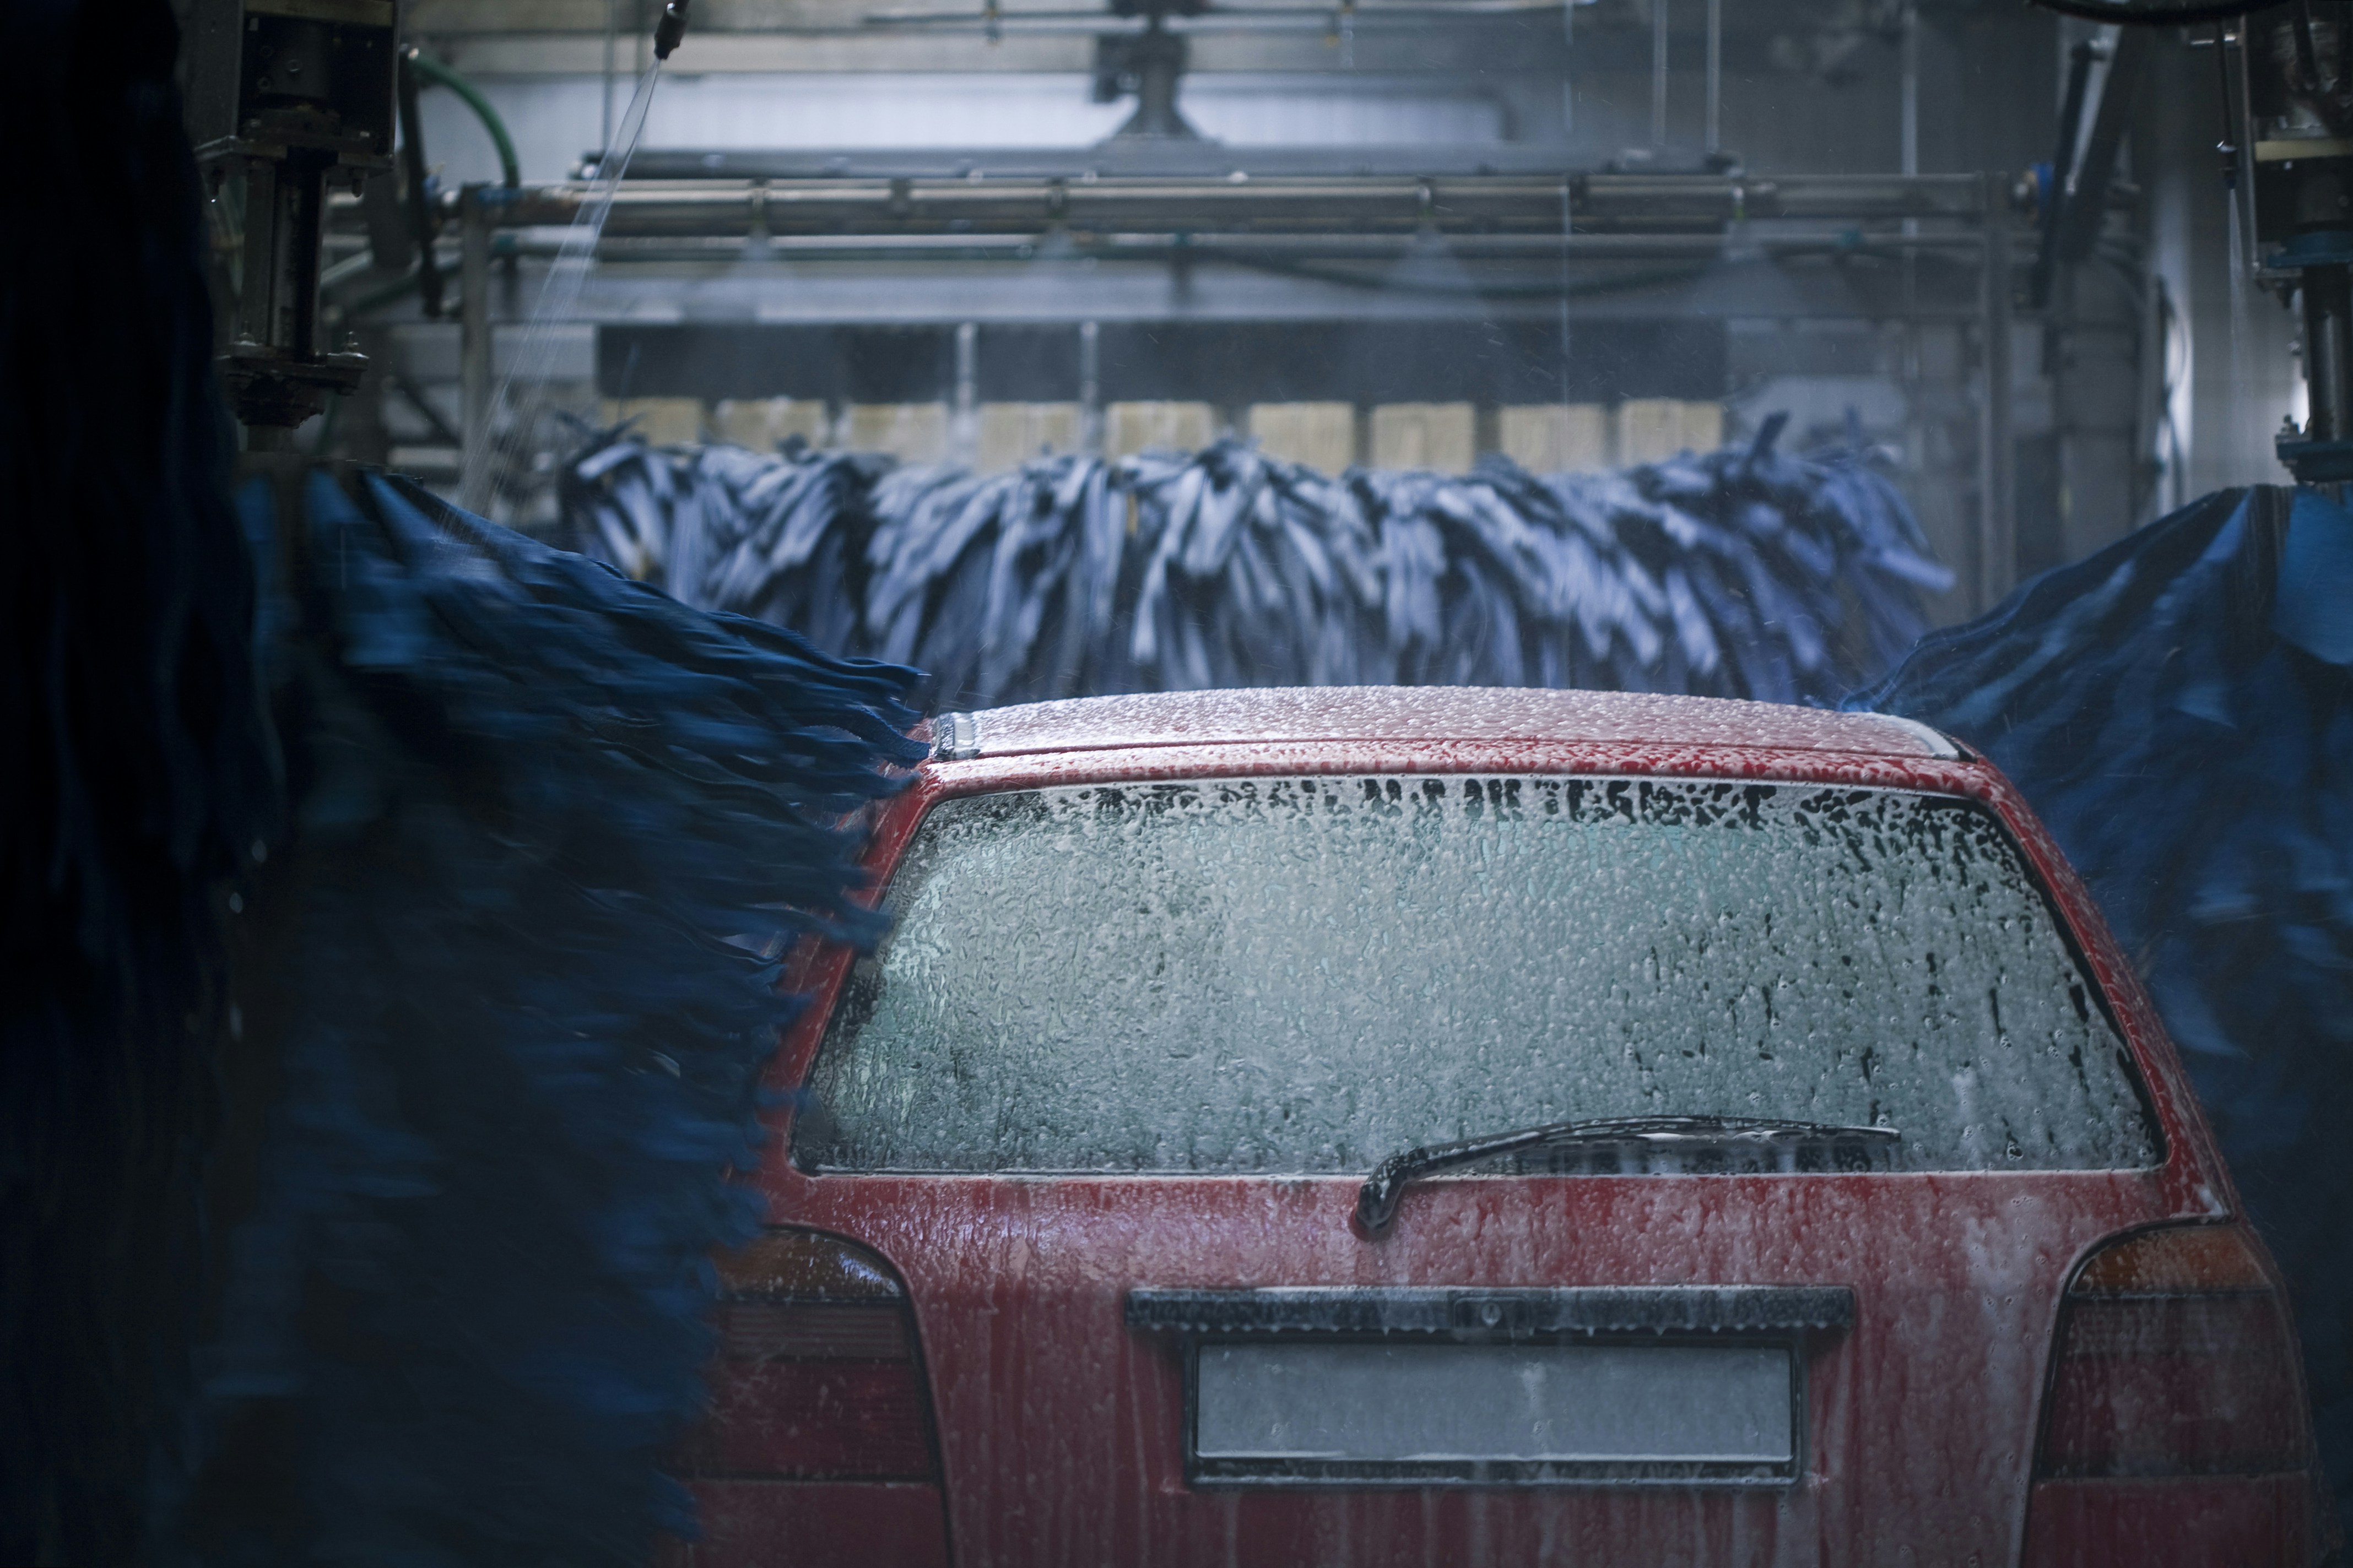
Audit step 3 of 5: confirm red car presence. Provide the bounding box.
[669,687,2331,1567]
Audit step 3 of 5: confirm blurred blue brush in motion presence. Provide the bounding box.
[2,4,279,1560]
[1853,485,2353,1523]
[3,2,928,1559]
[180,468,923,1564]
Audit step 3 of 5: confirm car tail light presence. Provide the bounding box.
[667,1229,950,1568]
[679,1228,941,1481]
[2035,1223,2310,1480]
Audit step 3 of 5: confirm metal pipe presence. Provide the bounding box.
[1900,1,1919,180]
[515,229,1990,261]
[858,7,1585,35]
[619,145,2018,184]
[1079,319,1101,454]
[1978,170,2016,614]
[2054,29,2146,265]
[2304,263,2353,442]
[1900,0,1919,250]
[461,172,1994,238]
[954,320,978,462]
[288,159,328,361]
[396,53,446,317]
[231,158,280,348]
[1651,0,1669,148]
[603,0,619,162]
[2030,36,2100,311]
[459,187,494,515]
[1705,0,1721,156]
[1561,0,1575,140]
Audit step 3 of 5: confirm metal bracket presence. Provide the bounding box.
[1126,1285,1858,1338]
[931,712,981,761]
[2276,433,2353,481]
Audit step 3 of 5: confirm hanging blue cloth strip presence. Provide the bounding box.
[559,412,1954,712]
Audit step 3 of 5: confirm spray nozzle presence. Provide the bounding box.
[654,0,691,59]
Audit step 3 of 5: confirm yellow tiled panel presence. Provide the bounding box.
[1614,399,1683,465]
[977,403,1085,470]
[600,397,704,447]
[845,403,950,464]
[712,397,832,452]
[1369,402,1476,473]
[1679,400,1725,453]
[1106,401,1218,459]
[1496,404,1613,474]
[1246,402,1357,474]
[1615,399,1727,465]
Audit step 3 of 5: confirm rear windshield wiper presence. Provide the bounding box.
[1355,1115,1902,1235]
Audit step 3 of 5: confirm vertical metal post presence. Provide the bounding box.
[2149,275,2182,517]
[233,159,281,351]
[1900,1,1919,251]
[459,186,494,516]
[603,0,619,162]
[954,321,978,465]
[2303,265,2353,443]
[1651,0,1669,148]
[2133,255,2167,525]
[1901,2,1919,180]
[1561,0,1575,140]
[1978,172,2016,613]
[1079,319,1102,455]
[1704,0,1721,156]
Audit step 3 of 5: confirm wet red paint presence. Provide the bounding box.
[679,689,2326,1567]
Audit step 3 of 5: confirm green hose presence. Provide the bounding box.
[409,53,521,189]
[340,267,421,316]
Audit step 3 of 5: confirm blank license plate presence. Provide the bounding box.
[1191,1340,1798,1485]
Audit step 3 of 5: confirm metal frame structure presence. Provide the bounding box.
[429,167,2032,607]
[187,0,399,432]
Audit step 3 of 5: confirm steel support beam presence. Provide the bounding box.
[1979,171,2017,615]
[459,186,494,515]
[445,171,1994,241]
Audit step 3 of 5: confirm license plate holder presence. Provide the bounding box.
[1129,1285,1848,1489]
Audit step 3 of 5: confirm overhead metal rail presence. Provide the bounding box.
[449,231,1994,264]
[439,172,1999,243]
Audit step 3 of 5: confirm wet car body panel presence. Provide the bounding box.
[739,691,2270,1566]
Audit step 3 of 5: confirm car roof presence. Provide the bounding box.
[934,687,1961,762]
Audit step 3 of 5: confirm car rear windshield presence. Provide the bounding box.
[793,777,2160,1175]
